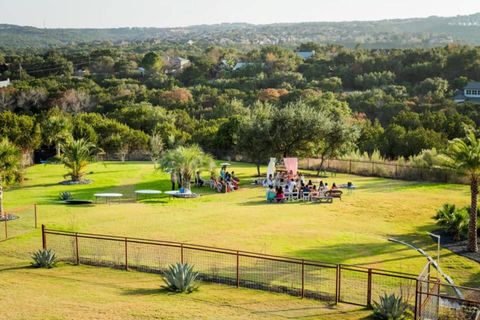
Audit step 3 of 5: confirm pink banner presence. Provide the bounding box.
[283,158,298,176]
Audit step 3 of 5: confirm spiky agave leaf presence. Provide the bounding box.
[31,249,57,268]
[372,293,411,320]
[162,263,199,293]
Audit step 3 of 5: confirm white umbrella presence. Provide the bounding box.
[220,163,231,166]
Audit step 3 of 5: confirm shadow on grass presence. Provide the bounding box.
[122,287,173,296]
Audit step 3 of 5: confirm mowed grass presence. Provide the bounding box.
[1,161,479,319]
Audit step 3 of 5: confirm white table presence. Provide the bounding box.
[134,189,162,200]
[164,190,198,199]
[94,193,123,204]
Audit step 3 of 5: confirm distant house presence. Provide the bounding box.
[296,51,316,60]
[0,78,11,88]
[453,82,480,104]
[166,56,191,74]
[233,62,258,71]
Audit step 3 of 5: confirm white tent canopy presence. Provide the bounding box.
[267,158,276,178]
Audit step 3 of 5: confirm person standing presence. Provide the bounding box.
[170,171,177,191]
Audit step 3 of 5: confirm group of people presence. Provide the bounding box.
[210,166,239,193]
[265,173,340,203]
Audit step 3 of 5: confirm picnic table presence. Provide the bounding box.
[134,189,162,201]
[94,193,123,204]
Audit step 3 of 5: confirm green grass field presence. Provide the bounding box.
[1,161,479,319]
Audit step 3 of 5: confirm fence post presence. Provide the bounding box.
[349,160,352,174]
[34,204,38,229]
[4,216,7,239]
[236,251,240,288]
[75,232,79,265]
[395,164,398,178]
[336,265,341,304]
[301,259,305,298]
[413,279,419,320]
[181,243,184,264]
[41,224,46,249]
[371,161,375,175]
[124,237,128,271]
[367,268,372,307]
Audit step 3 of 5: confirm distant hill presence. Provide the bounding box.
[1,13,480,48]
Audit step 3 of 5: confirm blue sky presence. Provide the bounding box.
[1,0,479,28]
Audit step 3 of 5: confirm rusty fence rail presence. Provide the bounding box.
[1,204,38,241]
[42,226,420,307]
[298,158,468,184]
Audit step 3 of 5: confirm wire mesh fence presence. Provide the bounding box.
[416,261,480,320]
[298,158,468,184]
[0,204,37,241]
[43,226,435,309]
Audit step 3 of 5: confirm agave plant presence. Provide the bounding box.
[31,249,57,268]
[59,191,73,201]
[372,293,411,320]
[162,263,199,293]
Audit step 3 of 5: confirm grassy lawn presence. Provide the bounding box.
[1,161,479,319]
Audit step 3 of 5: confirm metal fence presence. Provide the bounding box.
[298,158,468,184]
[416,261,480,320]
[42,226,419,307]
[41,227,480,319]
[0,204,37,241]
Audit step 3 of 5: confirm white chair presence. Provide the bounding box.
[302,192,310,201]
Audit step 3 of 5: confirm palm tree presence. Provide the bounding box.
[158,145,215,190]
[0,138,22,215]
[443,129,480,252]
[60,139,97,182]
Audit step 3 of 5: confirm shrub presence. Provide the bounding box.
[31,249,57,268]
[59,191,73,201]
[434,204,469,240]
[162,263,199,293]
[372,293,412,320]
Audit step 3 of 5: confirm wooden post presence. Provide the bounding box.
[75,233,79,265]
[301,259,305,298]
[181,244,184,264]
[124,237,128,270]
[34,204,38,229]
[4,216,7,239]
[371,161,375,175]
[41,224,46,249]
[349,160,352,174]
[335,265,341,304]
[236,251,240,288]
[367,268,372,307]
[414,279,419,320]
[395,164,398,178]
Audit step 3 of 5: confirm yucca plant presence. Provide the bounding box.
[59,191,73,201]
[162,263,199,293]
[31,249,57,268]
[372,293,412,320]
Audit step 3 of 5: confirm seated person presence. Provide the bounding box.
[232,179,239,190]
[266,186,276,203]
[263,174,274,187]
[307,179,313,186]
[275,186,285,203]
[195,171,204,187]
[231,171,239,182]
[286,179,296,192]
[331,183,338,190]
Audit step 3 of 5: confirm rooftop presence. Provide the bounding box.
[464,81,480,90]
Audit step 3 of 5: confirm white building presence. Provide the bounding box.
[453,82,480,104]
[0,78,11,88]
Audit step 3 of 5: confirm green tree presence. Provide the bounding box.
[442,128,480,252]
[158,145,215,190]
[141,52,163,73]
[238,103,274,176]
[60,139,97,182]
[41,107,72,157]
[0,138,22,214]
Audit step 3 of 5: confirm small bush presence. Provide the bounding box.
[434,204,469,240]
[372,293,412,320]
[162,263,199,293]
[31,249,57,268]
[59,191,73,201]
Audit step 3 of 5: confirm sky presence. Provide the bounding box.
[0,0,479,28]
